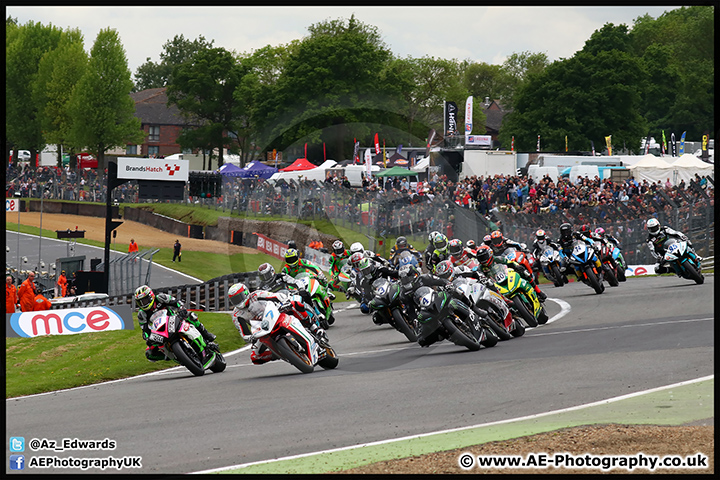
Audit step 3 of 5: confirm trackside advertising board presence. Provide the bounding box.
[6,197,20,212]
[117,157,189,182]
[7,305,134,338]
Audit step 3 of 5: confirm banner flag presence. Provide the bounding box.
[323,142,326,162]
[536,135,540,152]
[565,135,568,152]
[591,140,596,156]
[605,135,612,156]
[465,96,473,136]
[304,143,307,159]
[397,144,403,154]
[511,136,514,152]
[382,140,387,168]
[679,131,686,155]
[352,140,360,164]
[365,149,372,179]
[644,134,651,155]
[445,101,459,136]
[701,131,709,161]
[425,129,436,157]
[374,133,380,155]
[661,130,667,156]
[670,132,676,157]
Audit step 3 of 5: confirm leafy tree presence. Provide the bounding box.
[499,51,549,109]
[167,46,246,168]
[6,19,62,164]
[33,28,88,166]
[463,61,510,106]
[499,45,647,153]
[67,28,144,171]
[259,15,408,161]
[133,34,214,91]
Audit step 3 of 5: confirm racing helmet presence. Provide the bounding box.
[433,233,448,251]
[332,240,345,255]
[490,230,504,247]
[349,252,364,268]
[258,263,275,283]
[434,260,454,279]
[349,242,365,255]
[559,223,573,241]
[580,224,592,235]
[284,248,300,267]
[398,264,419,285]
[358,257,374,277]
[228,283,250,309]
[448,239,463,257]
[595,227,605,236]
[466,239,477,250]
[428,230,440,243]
[646,218,661,236]
[476,245,494,267]
[483,234,492,246]
[134,285,155,312]
[395,236,408,249]
[536,229,546,241]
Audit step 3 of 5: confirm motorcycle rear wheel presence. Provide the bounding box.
[171,338,205,376]
[510,320,526,337]
[442,316,481,351]
[392,308,418,343]
[480,327,498,348]
[275,336,314,374]
[512,295,538,327]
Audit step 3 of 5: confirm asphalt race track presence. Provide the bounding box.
[5,274,714,474]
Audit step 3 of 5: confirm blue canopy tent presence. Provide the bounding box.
[240,161,278,179]
[217,163,245,177]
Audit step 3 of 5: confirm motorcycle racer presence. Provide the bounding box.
[475,246,547,302]
[488,230,528,257]
[350,257,399,320]
[389,236,423,268]
[228,283,328,365]
[329,240,350,291]
[134,285,217,362]
[423,231,441,269]
[556,223,600,282]
[447,239,477,268]
[645,218,699,275]
[427,233,451,272]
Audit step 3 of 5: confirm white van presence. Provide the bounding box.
[568,165,600,182]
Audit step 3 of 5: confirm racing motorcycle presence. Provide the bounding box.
[539,246,568,287]
[346,268,375,314]
[368,277,418,342]
[394,250,421,269]
[294,271,335,329]
[248,301,338,374]
[330,259,352,294]
[596,237,627,282]
[592,239,620,287]
[452,277,525,340]
[148,309,226,377]
[485,262,548,327]
[661,237,704,285]
[567,239,605,294]
[502,245,537,283]
[413,286,497,351]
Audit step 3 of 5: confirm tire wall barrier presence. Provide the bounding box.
[27,200,118,219]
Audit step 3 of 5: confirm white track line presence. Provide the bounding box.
[193,374,714,474]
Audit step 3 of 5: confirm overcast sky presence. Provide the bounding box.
[8,6,681,75]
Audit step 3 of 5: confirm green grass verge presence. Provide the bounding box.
[5,312,245,398]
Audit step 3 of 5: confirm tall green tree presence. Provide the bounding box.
[33,28,88,166]
[67,28,144,171]
[259,15,408,161]
[463,61,510,106]
[6,19,62,164]
[500,27,647,153]
[499,51,549,109]
[167,46,246,168]
[133,34,215,91]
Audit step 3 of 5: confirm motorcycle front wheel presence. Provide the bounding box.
[512,295,538,327]
[275,336,314,374]
[585,267,604,294]
[683,261,704,285]
[550,264,564,287]
[603,262,619,287]
[441,316,481,351]
[317,345,339,370]
[392,308,418,343]
[209,351,227,373]
[171,338,205,376]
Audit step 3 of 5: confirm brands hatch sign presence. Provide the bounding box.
[117,157,189,182]
[7,305,134,338]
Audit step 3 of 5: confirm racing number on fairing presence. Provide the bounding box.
[573,244,585,256]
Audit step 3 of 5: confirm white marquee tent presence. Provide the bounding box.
[627,154,674,185]
[669,154,714,185]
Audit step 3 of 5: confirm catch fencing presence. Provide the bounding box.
[95,249,160,297]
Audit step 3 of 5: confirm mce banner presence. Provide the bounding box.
[7,305,134,338]
[117,157,189,182]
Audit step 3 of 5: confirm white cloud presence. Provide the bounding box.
[7,5,681,74]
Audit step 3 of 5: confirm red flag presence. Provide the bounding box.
[304,143,307,159]
[511,136,514,152]
[323,142,326,162]
[374,133,380,155]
